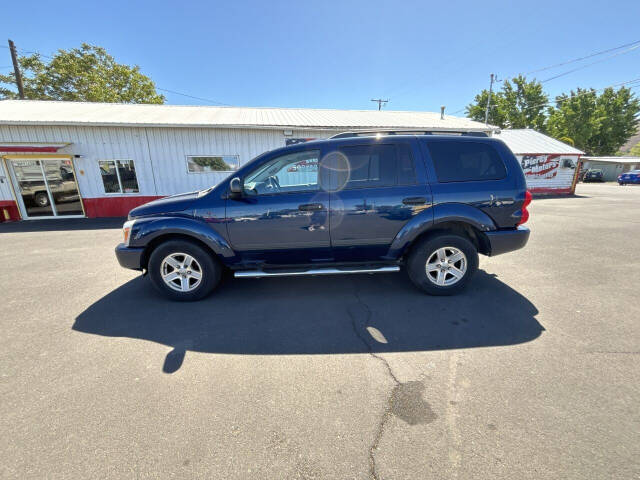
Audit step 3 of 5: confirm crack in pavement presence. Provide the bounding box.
[348,282,437,479]
[347,282,399,480]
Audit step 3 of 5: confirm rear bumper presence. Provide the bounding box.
[485,226,530,256]
[115,243,145,270]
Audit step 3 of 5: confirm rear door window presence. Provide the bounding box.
[340,144,397,188]
[397,143,417,185]
[323,143,416,189]
[426,141,506,183]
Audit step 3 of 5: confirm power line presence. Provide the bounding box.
[156,88,232,106]
[386,38,640,110]
[2,43,233,106]
[529,79,640,111]
[19,49,53,59]
[1,43,54,59]
[515,39,640,78]
[451,40,640,115]
[508,81,640,112]
[540,43,640,83]
[449,76,640,116]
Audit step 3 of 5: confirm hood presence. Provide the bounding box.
[129,191,200,218]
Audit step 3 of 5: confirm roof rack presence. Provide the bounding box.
[329,130,489,139]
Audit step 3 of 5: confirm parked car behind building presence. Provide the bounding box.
[618,169,640,185]
[583,169,604,182]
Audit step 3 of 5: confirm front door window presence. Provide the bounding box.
[243,150,320,195]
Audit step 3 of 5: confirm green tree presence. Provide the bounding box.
[547,87,640,156]
[0,43,164,104]
[466,75,548,130]
[630,142,640,156]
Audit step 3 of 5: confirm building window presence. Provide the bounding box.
[99,160,140,194]
[186,155,239,173]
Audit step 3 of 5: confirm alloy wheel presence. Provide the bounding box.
[425,247,467,286]
[160,252,203,292]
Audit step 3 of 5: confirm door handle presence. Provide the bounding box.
[402,197,427,205]
[298,203,324,211]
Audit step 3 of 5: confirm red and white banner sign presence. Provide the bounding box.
[520,154,560,179]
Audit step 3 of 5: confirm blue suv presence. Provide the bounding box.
[116,132,531,301]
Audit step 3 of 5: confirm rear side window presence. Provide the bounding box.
[427,141,506,183]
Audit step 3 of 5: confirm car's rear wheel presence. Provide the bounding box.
[148,240,221,301]
[406,234,478,295]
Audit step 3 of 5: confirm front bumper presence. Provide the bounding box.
[115,243,145,270]
[485,226,530,256]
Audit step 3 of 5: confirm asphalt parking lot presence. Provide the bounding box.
[1,183,639,479]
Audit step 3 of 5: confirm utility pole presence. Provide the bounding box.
[371,98,388,111]
[484,73,495,125]
[8,39,25,99]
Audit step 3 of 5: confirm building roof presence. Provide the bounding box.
[0,99,492,132]
[493,128,584,155]
[582,156,640,164]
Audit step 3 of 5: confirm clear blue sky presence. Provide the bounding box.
[2,0,639,113]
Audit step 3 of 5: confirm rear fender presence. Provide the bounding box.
[385,203,496,260]
[432,203,496,232]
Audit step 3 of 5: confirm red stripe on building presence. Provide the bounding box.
[0,146,60,152]
[0,200,20,221]
[529,187,572,195]
[82,196,162,217]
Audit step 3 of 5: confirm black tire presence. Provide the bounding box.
[406,234,479,296]
[148,240,222,301]
[34,192,49,207]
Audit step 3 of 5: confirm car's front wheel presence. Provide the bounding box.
[148,240,222,301]
[406,234,479,295]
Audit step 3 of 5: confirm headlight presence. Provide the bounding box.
[122,219,136,246]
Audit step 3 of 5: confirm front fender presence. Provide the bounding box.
[385,203,496,260]
[129,216,235,259]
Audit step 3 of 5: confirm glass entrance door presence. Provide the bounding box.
[7,159,84,218]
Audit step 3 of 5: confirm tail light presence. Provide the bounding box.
[518,190,532,226]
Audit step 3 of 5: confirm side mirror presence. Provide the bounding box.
[229,177,243,196]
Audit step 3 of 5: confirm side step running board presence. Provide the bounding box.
[234,265,400,278]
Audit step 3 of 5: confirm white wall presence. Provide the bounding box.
[0,125,332,201]
[143,127,329,195]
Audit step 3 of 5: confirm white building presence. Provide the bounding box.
[0,100,581,221]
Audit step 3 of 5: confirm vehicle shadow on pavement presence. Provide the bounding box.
[0,217,125,232]
[73,270,543,373]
